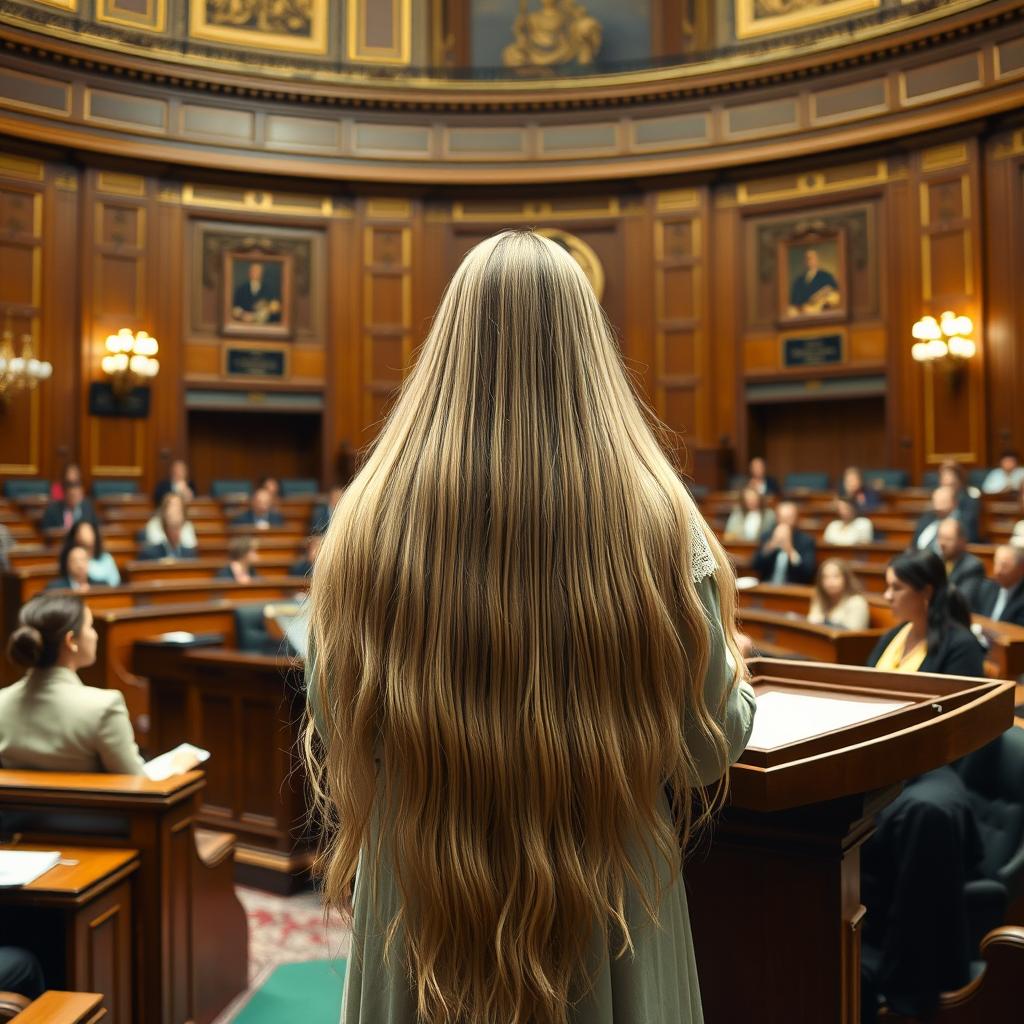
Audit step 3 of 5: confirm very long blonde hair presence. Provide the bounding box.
[305,230,741,1024]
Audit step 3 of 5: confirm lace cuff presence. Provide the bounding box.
[689,515,717,584]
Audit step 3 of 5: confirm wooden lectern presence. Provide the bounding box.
[685,658,1014,1024]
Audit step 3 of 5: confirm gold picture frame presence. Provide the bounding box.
[189,0,329,55]
[735,0,880,41]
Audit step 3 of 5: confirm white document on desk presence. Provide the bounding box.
[748,690,911,750]
[0,850,61,888]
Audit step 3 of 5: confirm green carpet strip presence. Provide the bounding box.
[234,959,347,1023]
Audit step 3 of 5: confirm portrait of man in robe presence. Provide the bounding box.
[779,229,847,324]
[221,249,293,339]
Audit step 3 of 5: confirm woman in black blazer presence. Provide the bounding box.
[861,550,986,1023]
[866,549,984,677]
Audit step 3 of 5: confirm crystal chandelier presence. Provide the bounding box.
[0,315,53,407]
[101,328,160,397]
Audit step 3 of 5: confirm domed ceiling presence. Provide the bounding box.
[0,0,992,85]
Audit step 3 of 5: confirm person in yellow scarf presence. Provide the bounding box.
[868,549,983,676]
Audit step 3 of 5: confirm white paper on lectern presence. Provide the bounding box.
[0,850,60,888]
[747,690,912,750]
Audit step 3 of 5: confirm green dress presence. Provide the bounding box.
[309,573,756,1024]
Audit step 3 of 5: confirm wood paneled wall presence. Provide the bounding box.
[1,127,1022,492]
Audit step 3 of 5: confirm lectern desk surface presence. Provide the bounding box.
[731,658,1014,812]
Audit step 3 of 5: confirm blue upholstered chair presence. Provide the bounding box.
[280,478,319,497]
[3,479,50,499]
[211,479,253,499]
[92,479,139,498]
[783,471,830,493]
[862,468,910,490]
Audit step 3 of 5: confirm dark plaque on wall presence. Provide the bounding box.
[783,334,844,368]
[88,381,151,418]
[224,345,288,379]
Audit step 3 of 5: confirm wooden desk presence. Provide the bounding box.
[739,607,884,665]
[0,846,136,1023]
[134,643,313,892]
[1,569,305,647]
[9,991,105,1023]
[82,602,241,737]
[686,658,1013,1024]
[0,771,247,1024]
[124,557,295,584]
[741,584,1024,681]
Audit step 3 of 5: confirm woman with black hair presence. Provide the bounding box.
[867,548,984,676]
[861,549,986,1023]
[55,519,120,587]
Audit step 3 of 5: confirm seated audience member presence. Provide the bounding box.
[49,461,82,502]
[971,544,1024,625]
[0,521,13,572]
[912,486,960,551]
[839,465,881,512]
[751,501,816,584]
[0,947,45,1001]
[144,492,198,550]
[60,520,120,586]
[1011,480,1024,548]
[981,450,1024,495]
[723,486,776,542]
[861,550,984,1021]
[0,594,145,773]
[217,536,259,582]
[936,517,985,602]
[290,534,321,578]
[46,544,94,592]
[938,461,981,540]
[822,495,874,545]
[808,558,870,631]
[39,478,97,532]
[139,496,198,560]
[746,456,779,498]
[310,484,344,535]
[153,457,195,505]
[231,487,283,529]
[256,476,281,503]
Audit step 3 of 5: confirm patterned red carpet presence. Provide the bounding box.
[211,886,350,1023]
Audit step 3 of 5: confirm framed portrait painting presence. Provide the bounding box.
[778,229,847,326]
[221,248,293,339]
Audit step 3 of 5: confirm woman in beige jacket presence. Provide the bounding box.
[0,593,145,774]
[808,558,871,631]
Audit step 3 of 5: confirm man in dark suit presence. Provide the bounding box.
[936,518,985,605]
[231,488,283,529]
[912,486,962,552]
[153,458,195,506]
[751,501,816,585]
[938,462,981,541]
[310,484,344,535]
[289,534,321,579]
[39,480,97,532]
[747,456,780,498]
[971,544,1024,625]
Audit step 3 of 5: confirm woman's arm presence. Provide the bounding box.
[685,574,757,786]
[95,693,146,775]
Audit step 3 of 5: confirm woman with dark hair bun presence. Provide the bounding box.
[0,593,145,774]
[867,548,983,676]
[861,549,986,1022]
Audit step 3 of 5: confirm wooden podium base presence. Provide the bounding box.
[686,786,900,1024]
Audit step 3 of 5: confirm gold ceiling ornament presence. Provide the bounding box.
[0,314,52,409]
[536,228,605,302]
[502,0,602,68]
